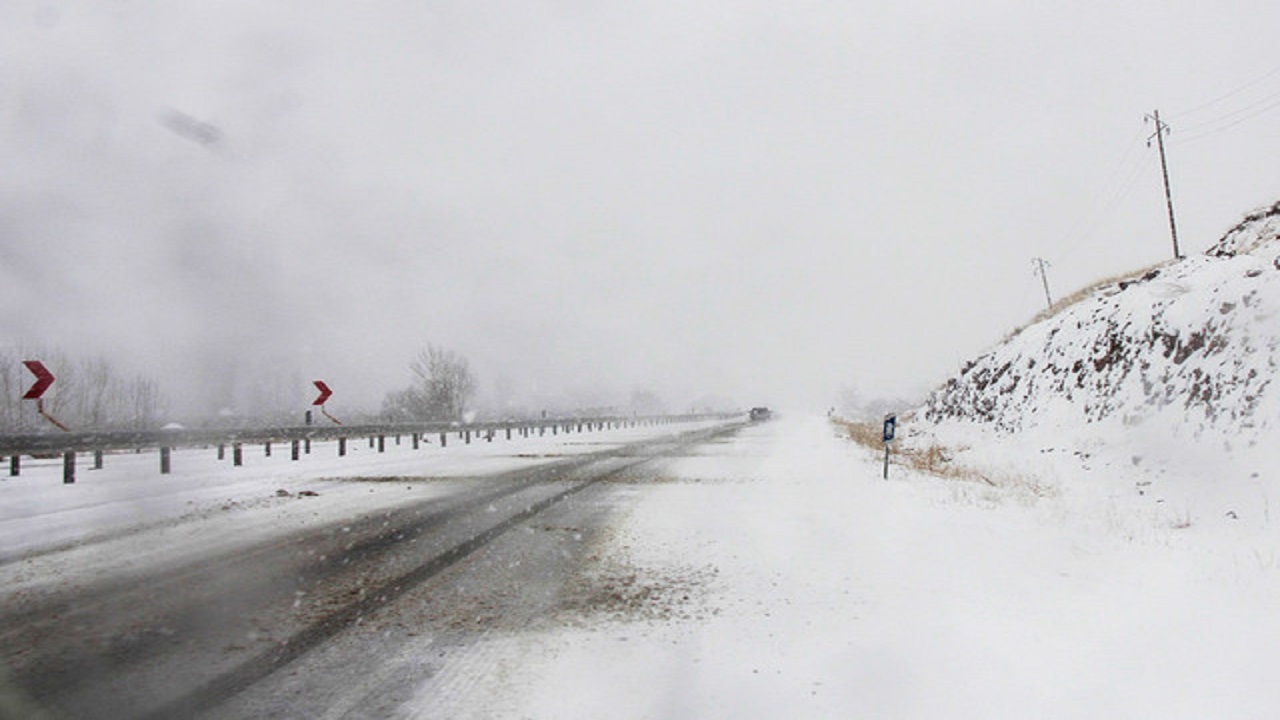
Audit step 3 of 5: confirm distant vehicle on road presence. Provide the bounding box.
[749,407,772,421]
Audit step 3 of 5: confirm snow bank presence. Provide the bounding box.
[924,200,1280,444]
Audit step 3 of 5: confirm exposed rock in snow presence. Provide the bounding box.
[923,201,1280,442]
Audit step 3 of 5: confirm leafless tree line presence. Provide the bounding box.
[0,348,167,432]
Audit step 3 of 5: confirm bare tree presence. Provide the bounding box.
[0,349,169,431]
[383,344,477,422]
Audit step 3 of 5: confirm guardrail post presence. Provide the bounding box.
[233,443,243,467]
[9,455,18,477]
[217,443,226,461]
[486,429,494,442]
[440,432,447,447]
[464,430,471,444]
[265,442,272,457]
[160,446,172,474]
[506,427,512,440]
[291,439,300,461]
[368,437,375,449]
[339,437,347,457]
[63,451,75,484]
[304,438,311,454]
[93,449,104,469]
[412,433,420,450]
[378,435,386,453]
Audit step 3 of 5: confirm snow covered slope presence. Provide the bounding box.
[924,200,1280,443]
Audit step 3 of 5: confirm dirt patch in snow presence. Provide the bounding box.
[602,473,749,485]
[554,544,719,627]
[324,475,459,483]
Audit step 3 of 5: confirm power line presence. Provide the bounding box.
[1162,62,1280,145]
[1175,93,1280,144]
[1178,85,1280,132]
[1050,125,1154,261]
[1168,62,1280,119]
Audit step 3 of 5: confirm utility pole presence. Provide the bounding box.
[1146,110,1181,259]
[1032,257,1053,310]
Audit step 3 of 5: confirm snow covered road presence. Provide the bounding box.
[0,420,740,719]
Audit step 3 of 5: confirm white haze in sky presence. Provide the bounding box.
[2,1,1279,417]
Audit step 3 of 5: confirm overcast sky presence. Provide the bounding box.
[3,1,1279,416]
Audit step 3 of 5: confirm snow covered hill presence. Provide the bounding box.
[923,200,1280,444]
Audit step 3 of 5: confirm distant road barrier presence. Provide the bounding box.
[0,413,742,484]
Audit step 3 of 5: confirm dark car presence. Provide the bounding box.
[749,407,772,421]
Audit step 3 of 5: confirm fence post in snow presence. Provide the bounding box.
[338,437,347,457]
[63,452,75,484]
[291,440,300,461]
[160,446,172,474]
[93,449,104,470]
[9,455,18,477]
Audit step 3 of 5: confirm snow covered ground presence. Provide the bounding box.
[411,414,1280,719]
[6,413,1280,718]
[0,419,728,572]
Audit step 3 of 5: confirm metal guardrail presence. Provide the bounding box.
[0,413,743,483]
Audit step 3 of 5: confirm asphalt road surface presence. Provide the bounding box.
[0,421,747,719]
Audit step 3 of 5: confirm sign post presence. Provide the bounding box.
[882,413,897,480]
[312,380,343,425]
[22,360,70,432]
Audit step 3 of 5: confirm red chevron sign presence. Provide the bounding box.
[22,360,55,400]
[312,380,333,406]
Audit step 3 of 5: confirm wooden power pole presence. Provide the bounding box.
[1032,257,1053,310]
[1146,110,1182,259]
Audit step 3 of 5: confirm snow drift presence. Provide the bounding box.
[923,200,1280,443]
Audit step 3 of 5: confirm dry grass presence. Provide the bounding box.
[833,417,885,448]
[831,417,992,485]
[995,259,1174,347]
[830,418,1061,506]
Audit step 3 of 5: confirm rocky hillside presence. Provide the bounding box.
[923,201,1280,440]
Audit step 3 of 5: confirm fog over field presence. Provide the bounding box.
[3,1,1278,416]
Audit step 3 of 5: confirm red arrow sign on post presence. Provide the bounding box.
[312,380,333,406]
[312,380,342,425]
[21,360,70,431]
[22,360,55,399]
